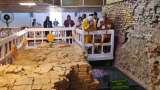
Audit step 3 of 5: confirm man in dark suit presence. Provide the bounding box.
[43,16,52,35]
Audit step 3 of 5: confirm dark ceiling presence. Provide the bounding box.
[0,0,59,12]
[0,0,104,12]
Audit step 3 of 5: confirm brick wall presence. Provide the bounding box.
[102,0,160,89]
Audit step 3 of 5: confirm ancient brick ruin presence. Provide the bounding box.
[103,0,160,89]
[0,44,99,90]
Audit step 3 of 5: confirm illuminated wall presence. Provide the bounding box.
[0,7,101,28]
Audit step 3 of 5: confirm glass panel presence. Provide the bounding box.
[106,0,123,4]
[62,0,82,6]
[84,0,103,5]
[43,0,54,4]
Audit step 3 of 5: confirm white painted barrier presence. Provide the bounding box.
[25,27,74,48]
[0,30,27,63]
[75,29,114,61]
[0,27,114,63]
[0,28,21,39]
[0,27,74,63]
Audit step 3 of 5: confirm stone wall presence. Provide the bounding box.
[103,0,160,90]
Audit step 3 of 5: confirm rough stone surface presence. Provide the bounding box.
[103,0,160,90]
[0,44,99,90]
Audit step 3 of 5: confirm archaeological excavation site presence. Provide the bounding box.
[0,0,160,90]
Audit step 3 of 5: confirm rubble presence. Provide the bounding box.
[0,44,99,90]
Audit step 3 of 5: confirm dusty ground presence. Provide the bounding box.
[0,44,97,90]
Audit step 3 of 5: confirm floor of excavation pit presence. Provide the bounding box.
[90,64,146,90]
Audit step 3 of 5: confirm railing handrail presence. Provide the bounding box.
[0,27,115,62]
[0,30,27,46]
[0,28,114,45]
[76,28,114,34]
[75,28,115,61]
[0,27,74,62]
[26,27,75,32]
[0,27,75,44]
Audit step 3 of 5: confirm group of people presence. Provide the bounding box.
[43,16,59,28]
[32,16,59,28]
[32,12,114,32]
[76,12,114,31]
[31,13,114,44]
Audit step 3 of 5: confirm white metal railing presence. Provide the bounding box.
[0,27,114,63]
[0,27,74,63]
[0,28,21,39]
[75,29,114,61]
[25,27,75,48]
[0,30,27,63]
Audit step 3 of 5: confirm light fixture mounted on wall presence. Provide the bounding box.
[19,3,37,6]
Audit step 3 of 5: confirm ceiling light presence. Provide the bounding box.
[19,3,36,6]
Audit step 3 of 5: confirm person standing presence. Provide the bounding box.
[64,15,75,27]
[64,15,75,36]
[63,15,75,43]
[82,14,87,21]
[97,14,113,30]
[76,17,82,28]
[82,15,96,43]
[93,12,99,27]
[32,19,41,28]
[53,18,59,27]
[43,16,52,35]
[32,19,37,27]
